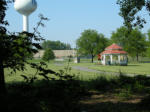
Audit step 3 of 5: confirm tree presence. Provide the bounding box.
[76,29,108,63]
[42,40,72,50]
[117,0,150,30]
[42,48,55,62]
[111,27,147,61]
[128,28,147,61]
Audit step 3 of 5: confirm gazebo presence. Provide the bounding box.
[100,43,128,66]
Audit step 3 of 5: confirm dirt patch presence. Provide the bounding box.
[80,91,148,112]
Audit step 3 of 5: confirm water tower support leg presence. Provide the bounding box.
[23,15,29,32]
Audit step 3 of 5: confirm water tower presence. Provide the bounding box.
[14,0,37,32]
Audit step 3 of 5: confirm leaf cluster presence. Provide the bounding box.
[117,0,147,30]
[0,13,48,74]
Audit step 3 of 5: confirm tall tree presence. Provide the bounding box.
[128,28,147,61]
[111,27,147,61]
[76,29,108,63]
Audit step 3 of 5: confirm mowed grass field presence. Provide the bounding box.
[72,62,150,75]
[5,59,150,82]
[5,60,115,83]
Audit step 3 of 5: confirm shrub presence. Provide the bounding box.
[42,48,55,62]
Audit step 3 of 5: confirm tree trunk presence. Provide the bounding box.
[136,53,139,62]
[0,60,6,95]
[91,55,94,63]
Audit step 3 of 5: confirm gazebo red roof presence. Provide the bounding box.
[101,43,127,55]
[105,43,123,50]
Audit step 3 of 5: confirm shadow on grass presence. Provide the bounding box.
[79,74,150,112]
[1,79,89,112]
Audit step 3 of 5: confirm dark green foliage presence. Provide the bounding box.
[1,32,43,70]
[117,0,150,30]
[42,48,55,61]
[42,40,72,50]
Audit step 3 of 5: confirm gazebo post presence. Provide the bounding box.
[104,54,106,65]
[118,55,121,64]
[110,54,113,65]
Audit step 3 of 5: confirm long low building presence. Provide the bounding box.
[34,50,77,59]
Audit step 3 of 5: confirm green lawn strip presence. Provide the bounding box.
[5,61,115,82]
[71,62,150,75]
[89,63,150,75]
[47,62,115,80]
[6,60,150,83]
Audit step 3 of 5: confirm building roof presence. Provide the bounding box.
[101,43,127,55]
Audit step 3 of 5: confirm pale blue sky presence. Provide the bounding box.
[6,0,150,47]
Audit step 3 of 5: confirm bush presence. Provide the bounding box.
[42,48,55,62]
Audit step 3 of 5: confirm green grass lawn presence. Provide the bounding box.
[5,60,115,83]
[88,63,150,75]
[70,61,150,75]
[5,59,150,83]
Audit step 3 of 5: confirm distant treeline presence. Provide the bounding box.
[41,40,72,50]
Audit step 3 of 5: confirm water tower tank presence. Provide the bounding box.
[14,0,37,32]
